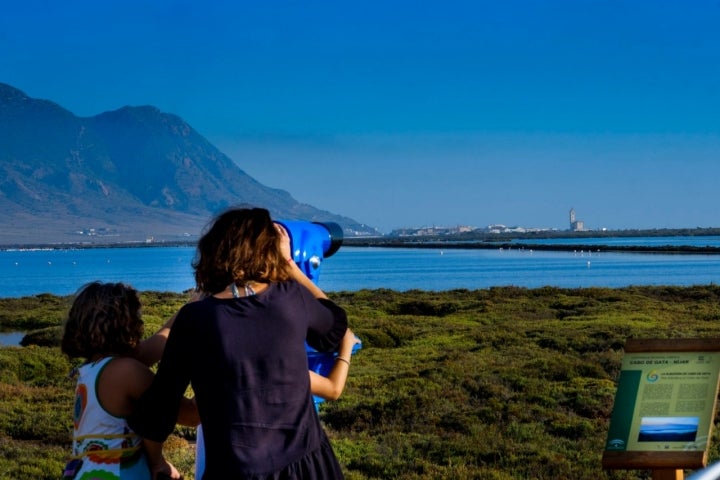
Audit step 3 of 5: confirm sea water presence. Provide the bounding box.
[1,242,719,298]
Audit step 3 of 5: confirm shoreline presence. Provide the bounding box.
[343,239,720,255]
[3,238,720,255]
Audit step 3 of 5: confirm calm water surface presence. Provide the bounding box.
[1,241,719,298]
[0,331,25,346]
[511,235,720,247]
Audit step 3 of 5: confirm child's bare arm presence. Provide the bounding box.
[177,397,200,427]
[143,439,183,479]
[310,329,361,401]
[98,358,198,427]
[133,311,177,366]
[134,291,204,366]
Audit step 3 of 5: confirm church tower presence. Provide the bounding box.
[569,208,583,231]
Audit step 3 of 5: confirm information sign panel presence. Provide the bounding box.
[603,338,720,470]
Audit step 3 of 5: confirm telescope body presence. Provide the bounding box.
[274,220,343,284]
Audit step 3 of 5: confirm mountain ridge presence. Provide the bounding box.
[0,83,376,245]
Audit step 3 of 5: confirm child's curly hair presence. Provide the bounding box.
[61,281,144,359]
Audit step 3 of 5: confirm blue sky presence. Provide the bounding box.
[2,0,719,233]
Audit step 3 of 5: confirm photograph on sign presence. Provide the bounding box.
[638,416,699,442]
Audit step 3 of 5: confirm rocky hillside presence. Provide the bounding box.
[0,83,375,245]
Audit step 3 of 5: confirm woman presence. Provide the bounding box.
[194,327,361,479]
[129,207,348,479]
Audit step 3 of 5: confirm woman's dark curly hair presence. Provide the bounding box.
[193,207,292,294]
[61,282,144,359]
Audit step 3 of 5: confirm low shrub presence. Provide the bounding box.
[4,286,720,479]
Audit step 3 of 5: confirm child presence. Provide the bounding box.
[61,281,198,480]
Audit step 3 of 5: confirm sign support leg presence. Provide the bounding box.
[652,469,683,480]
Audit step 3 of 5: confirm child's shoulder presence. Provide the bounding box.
[96,356,154,416]
[103,355,150,375]
[98,356,155,405]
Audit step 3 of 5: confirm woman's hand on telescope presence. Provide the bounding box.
[275,223,293,262]
[275,222,329,300]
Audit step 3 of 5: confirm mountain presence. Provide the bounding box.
[0,83,376,245]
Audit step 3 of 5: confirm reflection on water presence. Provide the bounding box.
[0,331,24,346]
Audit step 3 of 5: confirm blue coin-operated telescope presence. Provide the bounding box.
[275,220,361,410]
[274,220,344,284]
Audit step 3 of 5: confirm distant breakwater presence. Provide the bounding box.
[343,238,720,254]
[4,238,720,255]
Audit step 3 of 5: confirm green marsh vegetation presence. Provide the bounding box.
[3,286,720,479]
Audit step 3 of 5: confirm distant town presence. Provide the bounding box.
[383,208,720,241]
[388,208,589,237]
